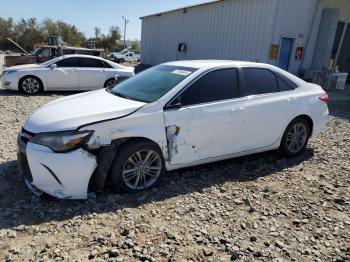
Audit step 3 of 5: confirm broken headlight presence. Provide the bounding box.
[30,130,94,153]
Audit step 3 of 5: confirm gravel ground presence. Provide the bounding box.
[0,88,349,262]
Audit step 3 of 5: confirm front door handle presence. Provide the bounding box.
[287,97,297,102]
[230,107,245,114]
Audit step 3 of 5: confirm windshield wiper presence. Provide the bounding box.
[106,88,150,103]
[108,89,140,101]
[112,91,130,99]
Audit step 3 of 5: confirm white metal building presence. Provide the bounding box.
[140,0,350,76]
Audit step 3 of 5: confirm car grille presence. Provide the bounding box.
[17,151,33,182]
[17,127,36,182]
[20,128,35,144]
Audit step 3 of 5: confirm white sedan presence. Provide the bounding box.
[1,54,135,94]
[18,60,328,199]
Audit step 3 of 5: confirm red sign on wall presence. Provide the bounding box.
[295,47,304,60]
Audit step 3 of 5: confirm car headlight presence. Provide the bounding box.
[30,130,94,153]
[3,70,17,75]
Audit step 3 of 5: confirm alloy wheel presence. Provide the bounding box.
[286,122,308,154]
[122,150,162,190]
[22,78,40,94]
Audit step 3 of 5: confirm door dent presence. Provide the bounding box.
[166,125,180,160]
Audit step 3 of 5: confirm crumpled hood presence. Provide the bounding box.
[4,64,40,71]
[24,89,146,133]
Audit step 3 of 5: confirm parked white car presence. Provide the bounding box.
[18,60,329,199]
[108,49,129,62]
[1,54,135,94]
[123,51,141,63]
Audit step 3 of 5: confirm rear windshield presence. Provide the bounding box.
[111,65,197,102]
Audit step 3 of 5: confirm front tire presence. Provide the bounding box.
[110,141,165,193]
[19,76,43,95]
[104,78,119,88]
[280,118,311,157]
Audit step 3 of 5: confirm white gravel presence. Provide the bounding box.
[0,88,349,262]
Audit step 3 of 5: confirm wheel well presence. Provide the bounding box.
[88,137,164,192]
[292,115,314,134]
[116,137,163,153]
[18,75,44,90]
[104,78,117,87]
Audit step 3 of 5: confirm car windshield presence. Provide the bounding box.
[111,65,197,103]
[32,48,42,56]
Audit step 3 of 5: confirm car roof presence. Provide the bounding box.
[163,60,305,85]
[58,54,106,60]
[163,60,276,69]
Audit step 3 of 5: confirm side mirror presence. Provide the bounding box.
[50,63,57,69]
[166,96,182,109]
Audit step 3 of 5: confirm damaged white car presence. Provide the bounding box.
[18,61,329,199]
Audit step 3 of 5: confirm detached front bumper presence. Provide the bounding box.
[17,130,97,199]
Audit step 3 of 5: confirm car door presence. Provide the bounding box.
[163,68,246,166]
[46,57,80,90]
[79,58,111,90]
[126,52,134,62]
[239,67,300,151]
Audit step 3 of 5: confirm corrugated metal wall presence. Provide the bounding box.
[141,0,350,73]
[270,0,319,73]
[304,0,350,70]
[141,0,277,65]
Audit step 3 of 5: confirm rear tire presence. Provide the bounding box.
[110,141,165,193]
[279,118,311,157]
[19,76,43,95]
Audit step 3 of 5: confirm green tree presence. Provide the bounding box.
[0,16,108,52]
[131,41,139,51]
[108,26,121,51]
[0,17,15,50]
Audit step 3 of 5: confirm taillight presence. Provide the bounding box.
[319,92,328,103]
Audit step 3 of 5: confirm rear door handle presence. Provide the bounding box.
[287,97,297,102]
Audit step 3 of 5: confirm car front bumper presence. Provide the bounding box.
[17,130,97,199]
[1,73,19,90]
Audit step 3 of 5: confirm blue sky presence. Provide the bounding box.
[0,0,208,40]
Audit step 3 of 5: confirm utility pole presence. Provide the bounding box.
[122,16,130,49]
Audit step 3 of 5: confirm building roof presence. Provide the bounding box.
[140,0,223,19]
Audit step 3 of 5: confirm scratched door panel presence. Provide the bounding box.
[163,99,246,165]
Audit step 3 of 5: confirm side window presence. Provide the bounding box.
[243,68,278,95]
[56,58,80,67]
[41,48,51,57]
[277,74,298,91]
[81,58,105,68]
[101,60,112,68]
[179,68,239,106]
